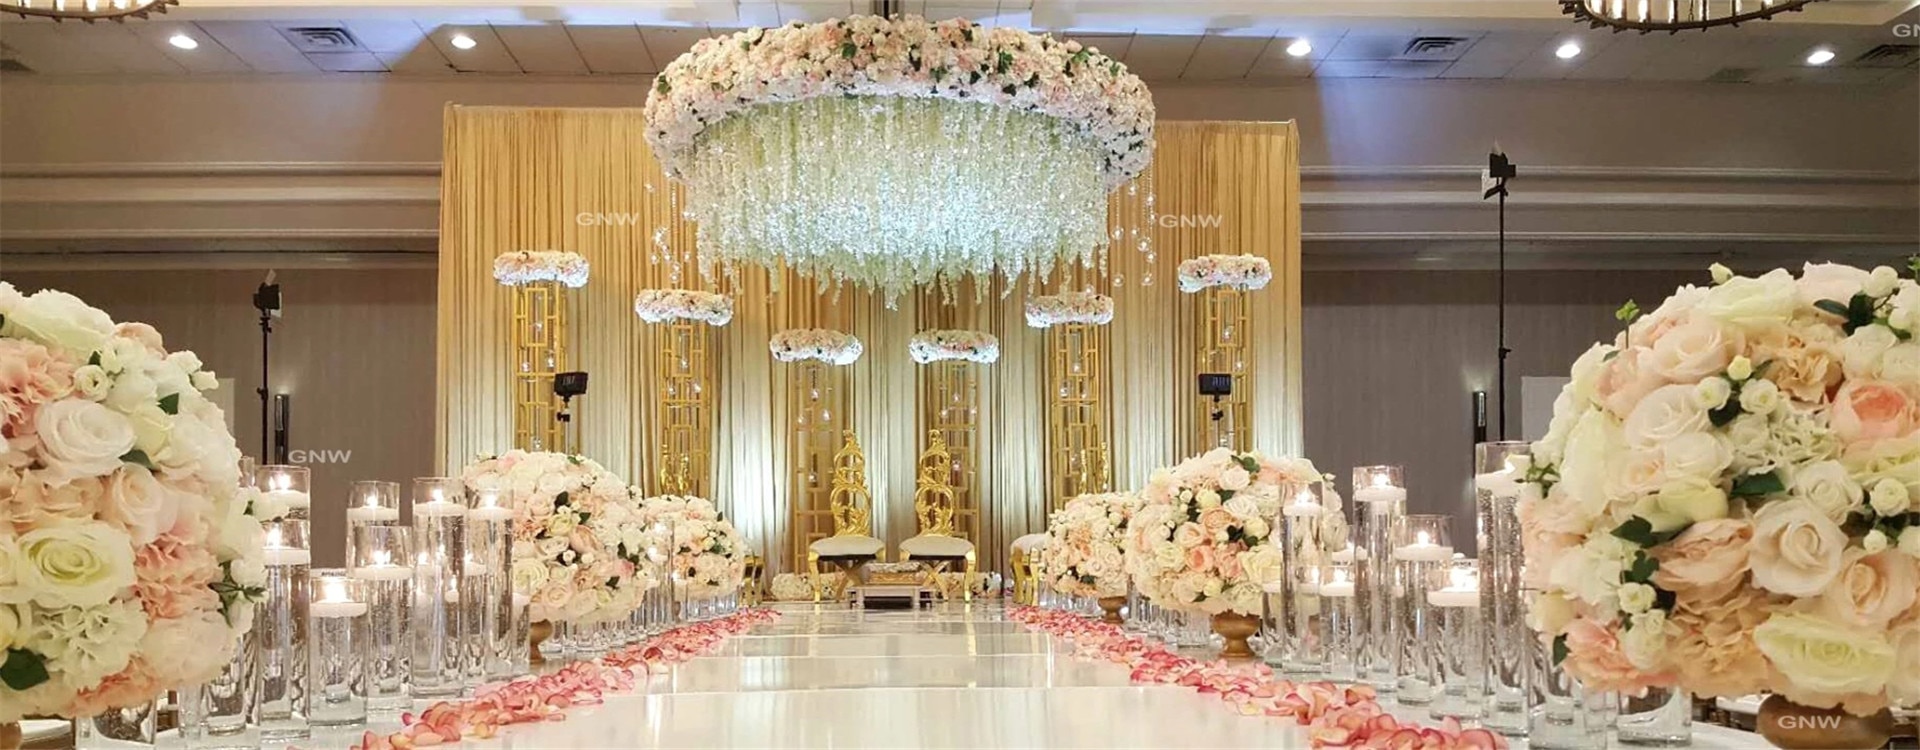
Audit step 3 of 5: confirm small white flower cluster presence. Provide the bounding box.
[0,283,265,723]
[769,328,863,365]
[633,289,734,326]
[1024,290,1115,328]
[907,329,1000,364]
[462,451,655,624]
[644,15,1155,190]
[492,250,590,288]
[1176,255,1272,293]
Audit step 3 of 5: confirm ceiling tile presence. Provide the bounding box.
[1378,60,1448,79]
[378,48,456,75]
[1117,34,1198,79]
[1246,33,1325,79]
[1437,56,1521,79]
[130,22,253,74]
[1180,32,1271,80]
[59,23,184,74]
[337,20,429,54]
[492,24,588,74]
[1325,34,1410,61]
[1313,59,1385,78]
[422,23,520,73]
[0,23,116,74]
[1453,31,1552,63]
[197,21,318,74]
[639,26,711,71]
[734,3,782,26]
[569,25,653,74]
[307,51,389,73]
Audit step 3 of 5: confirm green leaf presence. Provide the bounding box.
[1623,551,1660,585]
[839,41,856,58]
[995,50,1013,74]
[158,393,180,415]
[1708,400,1742,428]
[1813,299,1852,319]
[1612,517,1686,549]
[1730,471,1785,498]
[121,449,155,469]
[1602,350,1620,362]
[88,351,102,367]
[555,490,571,507]
[1,648,50,691]
[1551,634,1569,668]
[1614,300,1641,324]
[1236,455,1260,473]
[1653,588,1677,613]
[1907,254,1920,280]
[654,78,670,95]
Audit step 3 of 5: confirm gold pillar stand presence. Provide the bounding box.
[1196,287,1253,452]
[787,361,846,573]
[653,320,713,496]
[922,362,980,547]
[511,281,573,452]
[1044,322,1113,509]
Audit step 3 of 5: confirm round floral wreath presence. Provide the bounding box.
[909,329,1000,364]
[493,251,590,288]
[1025,290,1115,328]
[770,328,863,365]
[1177,255,1272,294]
[643,15,1155,190]
[633,289,734,326]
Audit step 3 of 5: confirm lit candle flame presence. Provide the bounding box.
[1370,474,1390,489]
[319,577,350,603]
[265,525,285,549]
[1416,530,1431,546]
[371,550,392,566]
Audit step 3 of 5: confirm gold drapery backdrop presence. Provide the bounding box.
[438,108,1302,576]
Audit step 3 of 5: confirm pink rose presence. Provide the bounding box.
[1829,380,1916,445]
[112,322,166,356]
[1596,348,1665,420]
[1814,550,1918,629]
[1215,549,1244,579]
[1650,519,1753,601]
[101,465,184,547]
[1184,545,1217,573]
[0,338,75,433]
[1562,618,1668,695]
[1644,316,1741,384]
[1171,522,1205,548]
[1198,508,1234,537]
[1748,500,1848,597]
[133,536,222,619]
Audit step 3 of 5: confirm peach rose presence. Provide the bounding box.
[1597,349,1665,420]
[1667,585,1774,698]
[1830,380,1916,445]
[1748,500,1848,597]
[7,474,102,532]
[1814,550,1918,629]
[64,658,164,719]
[1198,508,1234,537]
[1644,315,1742,384]
[1651,519,1752,602]
[1215,548,1244,579]
[1185,544,1218,573]
[1516,496,1585,589]
[1753,322,1845,403]
[133,536,222,620]
[0,338,75,432]
[1563,617,1667,695]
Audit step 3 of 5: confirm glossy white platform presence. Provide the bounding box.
[320,603,1767,749]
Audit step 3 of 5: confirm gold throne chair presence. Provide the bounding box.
[896,431,978,602]
[807,431,886,602]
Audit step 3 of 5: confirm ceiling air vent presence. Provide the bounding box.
[277,26,363,53]
[1397,36,1473,62]
[1852,44,1918,68]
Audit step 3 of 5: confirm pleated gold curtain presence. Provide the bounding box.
[438,109,1302,576]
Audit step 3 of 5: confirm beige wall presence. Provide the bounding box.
[1,269,437,567]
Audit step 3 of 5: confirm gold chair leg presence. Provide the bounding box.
[963,552,977,603]
[809,551,823,604]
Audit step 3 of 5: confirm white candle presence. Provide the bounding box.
[1426,588,1478,607]
[468,506,514,522]
[1354,482,1407,513]
[1283,495,1325,518]
[511,593,531,609]
[1394,531,1454,562]
[413,500,467,518]
[312,577,368,617]
[1475,469,1520,496]
[1321,580,1355,598]
[265,488,311,510]
[1330,543,1358,563]
[262,547,312,566]
[347,506,401,523]
[350,563,414,582]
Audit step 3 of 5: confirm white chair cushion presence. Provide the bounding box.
[1011,533,1049,552]
[811,535,885,558]
[900,534,975,559]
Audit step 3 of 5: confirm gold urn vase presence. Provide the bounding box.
[529,620,554,665]
[1096,596,1127,625]
[1210,612,1260,661]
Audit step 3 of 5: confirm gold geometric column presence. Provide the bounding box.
[1029,290,1115,510]
[925,360,981,546]
[774,327,861,573]
[1195,283,1255,452]
[636,288,731,497]
[496,251,588,454]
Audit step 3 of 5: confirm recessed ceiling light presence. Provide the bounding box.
[168,33,198,50]
[1285,39,1312,58]
[450,33,477,50]
[1555,42,1582,60]
[1805,48,1836,65]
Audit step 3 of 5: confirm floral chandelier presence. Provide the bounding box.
[2,0,174,20]
[644,16,1155,304]
[1561,0,1826,31]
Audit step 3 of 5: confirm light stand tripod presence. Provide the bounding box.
[1483,150,1517,441]
[252,272,282,461]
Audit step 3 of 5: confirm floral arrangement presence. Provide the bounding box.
[633,289,733,326]
[1126,448,1323,616]
[769,329,863,365]
[492,251,589,288]
[0,283,266,723]
[640,495,748,599]
[1043,492,1136,598]
[908,329,1000,365]
[1521,261,1920,715]
[643,16,1155,190]
[460,451,654,624]
[1025,290,1115,328]
[351,609,779,750]
[1009,608,1508,750]
[1177,255,1272,294]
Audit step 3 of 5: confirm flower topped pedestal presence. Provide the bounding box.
[1177,255,1272,294]
[497,253,588,452]
[461,451,654,625]
[636,290,730,497]
[1025,290,1115,328]
[1522,262,1920,735]
[493,251,589,288]
[0,282,266,724]
[770,329,863,365]
[908,330,1000,365]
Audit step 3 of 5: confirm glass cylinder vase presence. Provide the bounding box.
[344,480,402,565]
[349,524,413,713]
[1619,687,1693,746]
[1277,485,1325,674]
[464,487,514,686]
[258,464,314,521]
[409,477,467,699]
[1351,464,1405,693]
[1529,645,1613,749]
[1428,558,1484,722]
[200,631,257,747]
[308,569,370,728]
[1319,560,1359,682]
[1391,515,1452,706]
[1475,440,1532,736]
[75,698,158,750]
[255,517,312,742]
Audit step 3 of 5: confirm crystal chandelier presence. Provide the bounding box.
[2,0,175,20]
[1561,0,1827,31]
[644,15,1155,304]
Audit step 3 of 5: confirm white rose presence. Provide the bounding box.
[1796,262,1869,308]
[1566,343,1614,405]
[1528,591,1577,636]
[1550,535,1633,607]
[1727,355,1755,382]
[1709,262,1733,284]
[35,398,136,484]
[154,411,226,477]
[1870,477,1911,517]
[1645,316,1740,383]
[1788,460,1863,524]
[72,365,112,401]
[125,403,172,456]
[1753,611,1895,699]
[103,367,157,414]
[1243,516,1270,540]
[1240,544,1284,586]
[1700,268,1796,329]
[1738,377,1782,416]
[13,523,137,609]
[215,495,266,559]
[1692,378,1732,410]
[191,370,219,391]
[1196,489,1221,509]
[1218,466,1251,491]
[165,350,203,374]
[1620,610,1671,671]
[1617,582,1657,615]
[0,604,24,649]
[1903,528,1920,559]
[1661,432,1731,480]
[1749,500,1849,597]
[1865,265,1899,298]
[1840,324,1899,380]
[1222,495,1259,521]
[1864,529,1891,554]
[1879,343,1920,385]
[228,555,266,588]
[1622,384,1709,451]
[1641,476,1729,532]
[1559,409,1625,521]
[3,289,115,356]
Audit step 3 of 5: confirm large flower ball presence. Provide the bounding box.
[1044,492,1136,599]
[460,450,654,624]
[1125,448,1321,616]
[0,282,267,722]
